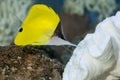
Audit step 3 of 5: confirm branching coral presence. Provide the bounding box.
[0,0,32,45]
[64,0,117,21]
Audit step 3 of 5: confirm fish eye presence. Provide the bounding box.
[19,28,23,32]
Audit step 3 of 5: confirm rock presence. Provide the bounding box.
[0,45,63,80]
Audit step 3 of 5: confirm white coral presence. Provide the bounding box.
[64,0,117,21]
[63,11,120,80]
[0,0,32,45]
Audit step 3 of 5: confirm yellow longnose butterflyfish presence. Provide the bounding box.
[14,4,64,46]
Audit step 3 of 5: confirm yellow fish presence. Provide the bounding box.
[14,4,63,46]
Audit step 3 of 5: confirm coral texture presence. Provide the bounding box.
[64,0,116,20]
[0,0,32,45]
[0,45,63,80]
[63,11,120,80]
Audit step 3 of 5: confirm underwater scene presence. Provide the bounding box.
[0,0,120,80]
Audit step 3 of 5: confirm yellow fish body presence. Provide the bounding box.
[14,4,60,46]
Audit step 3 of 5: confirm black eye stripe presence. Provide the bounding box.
[19,28,23,32]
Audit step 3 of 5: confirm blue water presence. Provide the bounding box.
[34,0,64,13]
